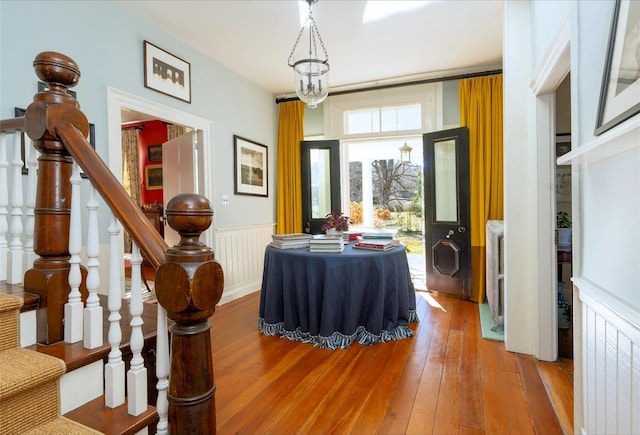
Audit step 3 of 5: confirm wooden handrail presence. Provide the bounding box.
[57,123,168,268]
[4,52,223,433]
[0,116,25,132]
[14,51,169,344]
[0,65,167,270]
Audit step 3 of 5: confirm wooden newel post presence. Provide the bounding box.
[23,52,90,344]
[155,193,224,435]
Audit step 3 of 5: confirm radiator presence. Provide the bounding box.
[214,224,274,305]
[485,220,504,330]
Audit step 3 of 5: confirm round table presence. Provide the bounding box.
[258,242,418,350]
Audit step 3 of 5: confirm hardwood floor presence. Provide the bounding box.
[209,290,571,435]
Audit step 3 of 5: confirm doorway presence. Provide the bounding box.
[107,88,214,294]
[554,74,573,360]
[423,127,471,298]
[343,137,425,289]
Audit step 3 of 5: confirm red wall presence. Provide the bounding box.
[127,120,167,205]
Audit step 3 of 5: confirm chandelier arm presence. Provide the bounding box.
[309,18,329,63]
[287,23,308,66]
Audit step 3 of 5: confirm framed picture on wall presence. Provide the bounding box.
[148,144,162,162]
[595,0,640,135]
[145,164,163,190]
[234,135,268,197]
[144,40,191,103]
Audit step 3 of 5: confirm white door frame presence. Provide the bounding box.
[528,11,571,362]
[106,87,216,260]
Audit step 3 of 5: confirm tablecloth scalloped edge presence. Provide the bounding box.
[258,310,419,350]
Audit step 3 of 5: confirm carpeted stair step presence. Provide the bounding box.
[0,293,156,434]
[0,293,22,351]
[0,293,104,434]
[0,347,66,433]
[18,416,102,435]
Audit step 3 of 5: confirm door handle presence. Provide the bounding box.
[446,229,455,238]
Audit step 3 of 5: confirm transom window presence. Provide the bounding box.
[343,103,422,135]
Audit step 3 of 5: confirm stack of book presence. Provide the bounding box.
[309,234,345,253]
[270,233,313,249]
[353,232,399,251]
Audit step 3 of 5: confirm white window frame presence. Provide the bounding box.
[322,83,444,214]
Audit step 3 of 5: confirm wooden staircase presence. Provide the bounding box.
[1,282,158,434]
[0,292,100,434]
[1,52,224,434]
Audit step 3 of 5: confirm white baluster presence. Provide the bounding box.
[105,214,125,408]
[0,133,8,281]
[155,305,170,435]
[7,131,24,284]
[23,136,38,271]
[64,162,83,343]
[84,185,102,349]
[127,242,148,416]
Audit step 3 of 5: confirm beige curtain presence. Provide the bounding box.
[122,128,141,252]
[167,124,187,140]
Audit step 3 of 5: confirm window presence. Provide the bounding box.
[343,103,421,135]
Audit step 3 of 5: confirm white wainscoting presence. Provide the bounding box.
[576,278,640,435]
[214,224,274,305]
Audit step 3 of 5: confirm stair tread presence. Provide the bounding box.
[0,347,65,400]
[0,292,23,313]
[65,395,158,435]
[26,295,160,372]
[0,282,39,312]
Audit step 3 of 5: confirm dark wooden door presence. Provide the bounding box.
[301,140,341,234]
[423,127,471,298]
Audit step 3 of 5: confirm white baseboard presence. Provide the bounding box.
[219,281,261,305]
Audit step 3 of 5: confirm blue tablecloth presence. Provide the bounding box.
[258,242,419,350]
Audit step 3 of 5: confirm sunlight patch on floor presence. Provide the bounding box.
[417,290,447,312]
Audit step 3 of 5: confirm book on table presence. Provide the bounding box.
[309,245,345,253]
[310,235,345,244]
[309,234,344,252]
[270,241,310,249]
[272,233,313,241]
[356,235,399,246]
[360,232,395,239]
[270,233,312,249]
[353,239,397,251]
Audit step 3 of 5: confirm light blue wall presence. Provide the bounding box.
[528,0,639,311]
[573,0,639,312]
[442,80,460,127]
[529,0,571,73]
[0,0,278,229]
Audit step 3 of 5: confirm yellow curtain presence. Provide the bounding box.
[276,101,306,234]
[459,74,504,303]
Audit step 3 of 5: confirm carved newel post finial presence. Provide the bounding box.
[155,193,224,435]
[23,51,90,344]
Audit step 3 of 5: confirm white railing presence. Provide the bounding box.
[7,128,24,285]
[0,129,169,430]
[0,132,9,282]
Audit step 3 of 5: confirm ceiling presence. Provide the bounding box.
[117,0,503,98]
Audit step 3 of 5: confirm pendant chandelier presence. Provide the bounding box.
[287,0,329,109]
